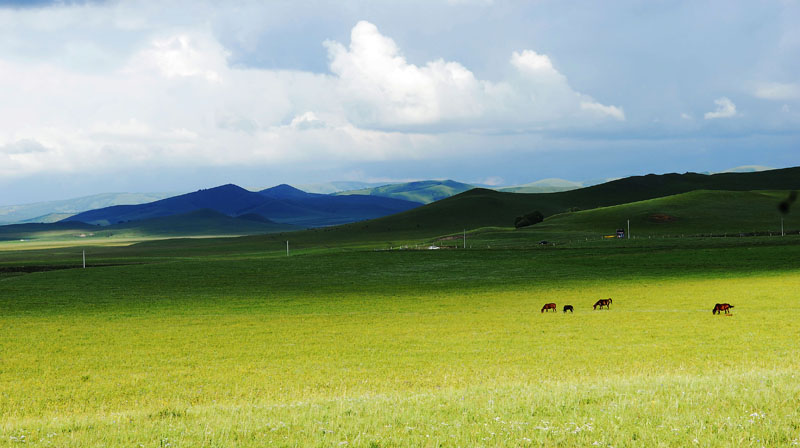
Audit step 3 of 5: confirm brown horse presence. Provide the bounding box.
[712,303,734,315]
[541,303,557,313]
[593,298,612,310]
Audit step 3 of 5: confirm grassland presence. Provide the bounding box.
[535,190,799,237]
[2,233,800,447]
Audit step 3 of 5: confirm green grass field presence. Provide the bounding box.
[2,234,800,446]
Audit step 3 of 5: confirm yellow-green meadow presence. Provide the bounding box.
[2,237,800,446]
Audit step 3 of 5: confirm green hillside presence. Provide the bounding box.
[334,180,474,204]
[330,167,800,236]
[0,221,98,242]
[534,190,797,236]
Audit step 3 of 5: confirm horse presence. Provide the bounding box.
[593,298,612,310]
[712,303,734,315]
[563,305,574,313]
[541,303,557,313]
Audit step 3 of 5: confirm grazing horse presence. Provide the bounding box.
[541,303,557,313]
[593,298,612,310]
[712,303,734,315]
[563,305,574,313]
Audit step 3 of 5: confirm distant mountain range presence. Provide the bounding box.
[334,180,474,204]
[498,178,608,194]
[0,165,783,229]
[3,166,797,242]
[0,192,177,225]
[294,181,387,194]
[63,184,422,228]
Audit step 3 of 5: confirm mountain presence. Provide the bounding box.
[109,209,298,236]
[334,180,474,204]
[499,178,585,194]
[64,184,266,225]
[498,178,613,194]
[249,184,423,227]
[18,213,76,224]
[323,167,800,235]
[293,181,386,194]
[62,183,422,228]
[0,192,177,225]
[718,165,774,173]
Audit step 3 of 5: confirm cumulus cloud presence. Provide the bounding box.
[704,97,737,119]
[754,82,800,101]
[127,33,228,82]
[0,14,625,179]
[324,21,624,129]
[324,21,484,127]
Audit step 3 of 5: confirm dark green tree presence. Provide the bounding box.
[514,210,544,228]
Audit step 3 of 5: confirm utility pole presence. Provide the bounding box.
[627,219,630,239]
[286,240,289,256]
[463,229,466,249]
[82,250,86,269]
[781,217,785,237]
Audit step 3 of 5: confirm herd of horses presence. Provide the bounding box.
[540,298,612,313]
[541,299,736,315]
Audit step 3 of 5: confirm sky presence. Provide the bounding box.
[0,0,798,205]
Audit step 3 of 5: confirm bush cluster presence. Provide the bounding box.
[514,210,544,228]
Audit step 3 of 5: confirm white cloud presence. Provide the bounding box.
[289,112,326,131]
[754,82,800,100]
[510,50,560,77]
[324,21,624,129]
[127,32,227,82]
[704,97,737,119]
[580,102,626,121]
[324,21,484,127]
[478,176,505,186]
[680,113,693,120]
[0,15,625,179]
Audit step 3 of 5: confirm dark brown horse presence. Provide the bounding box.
[712,303,734,315]
[541,303,557,313]
[593,298,612,310]
[563,305,574,313]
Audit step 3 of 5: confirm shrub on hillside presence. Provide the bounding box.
[514,210,544,228]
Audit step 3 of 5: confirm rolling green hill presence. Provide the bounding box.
[328,167,800,236]
[334,180,474,204]
[534,190,797,236]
